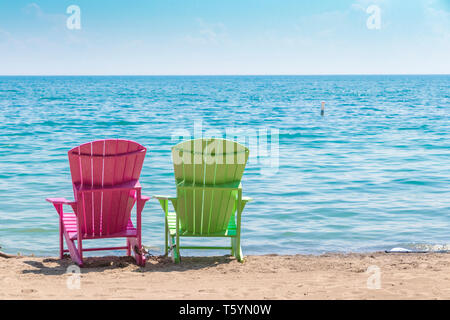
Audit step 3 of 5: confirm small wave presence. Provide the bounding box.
[396,243,450,252]
[39,97,65,101]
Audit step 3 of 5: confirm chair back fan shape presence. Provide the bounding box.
[68,140,146,237]
[171,138,249,235]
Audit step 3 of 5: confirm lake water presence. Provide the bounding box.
[0,75,449,256]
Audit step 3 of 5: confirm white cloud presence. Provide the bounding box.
[23,2,66,26]
[183,18,229,45]
[424,0,450,41]
[23,2,43,16]
[0,28,12,41]
[351,0,389,12]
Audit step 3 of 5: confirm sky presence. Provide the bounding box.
[0,0,449,75]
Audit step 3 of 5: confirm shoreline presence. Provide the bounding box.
[1,252,450,299]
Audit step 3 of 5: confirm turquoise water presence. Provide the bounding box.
[0,75,449,256]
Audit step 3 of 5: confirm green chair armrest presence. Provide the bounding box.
[153,195,176,201]
[153,195,177,214]
[236,196,252,214]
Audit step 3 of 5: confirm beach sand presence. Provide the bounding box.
[1,253,450,300]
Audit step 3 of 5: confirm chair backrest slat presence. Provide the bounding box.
[110,140,129,234]
[91,141,104,236]
[79,143,93,235]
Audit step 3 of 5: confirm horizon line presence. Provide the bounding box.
[0,73,449,77]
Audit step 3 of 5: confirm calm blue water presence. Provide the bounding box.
[0,75,449,257]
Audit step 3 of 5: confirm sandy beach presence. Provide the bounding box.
[1,253,450,300]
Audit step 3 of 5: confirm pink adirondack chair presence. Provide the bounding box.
[46,139,150,266]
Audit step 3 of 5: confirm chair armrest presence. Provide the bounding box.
[128,193,151,202]
[153,195,177,214]
[236,196,252,214]
[46,198,76,206]
[153,195,176,201]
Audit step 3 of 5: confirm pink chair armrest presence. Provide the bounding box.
[128,193,151,202]
[46,198,76,205]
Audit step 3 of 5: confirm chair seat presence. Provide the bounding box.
[62,212,137,240]
[166,211,237,237]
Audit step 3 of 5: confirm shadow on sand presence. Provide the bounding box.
[21,254,238,276]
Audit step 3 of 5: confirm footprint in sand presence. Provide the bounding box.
[21,289,36,294]
[198,289,217,294]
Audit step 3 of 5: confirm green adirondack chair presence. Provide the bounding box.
[154,138,252,263]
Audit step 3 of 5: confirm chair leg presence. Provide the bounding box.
[175,233,181,263]
[231,238,236,256]
[126,239,131,256]
[64,235,83,266]
[235,245,244,262]
[170,235,180,263]
[235,235,244,262]
[78,237,83,264]
[57,204,64,260]
[139,236,146,266]
[129,237,145,267]
[59,227,64,259]
[164,221,169,256]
